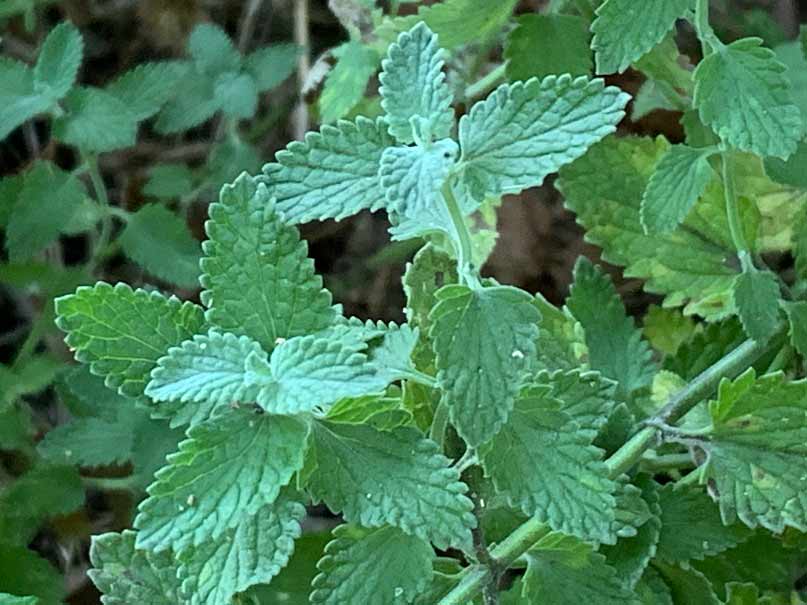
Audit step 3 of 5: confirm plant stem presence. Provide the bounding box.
[82,475,139,492]
[441,182,480,288]
[86,155,113,273]
[640,452,695,473]
[720,152,751,270]
[430,399,450,450]
[402,369,438,388]
[464,63,507,100]
[694,0,721,55]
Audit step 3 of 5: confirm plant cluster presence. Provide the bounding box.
[3,0,807,603]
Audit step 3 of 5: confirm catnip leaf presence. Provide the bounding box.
[783,300,807,358]
[214,71,258,119]
[532,369,617,439]
[566,258,656,399]
[261,117,394,223]
[532,295,587,373]
[505,14,592,82]
[88,530,185,604]
[319,41,379,124]
[430,284,540,447]
[134,407,309,551]
[119,204,201,287]
[480,384,618,543]
[143,163,195,199]
[33,21,83,101]
[177,498,305,605]
[0,59,52,141]
[705,370,807,532]
[653,562,722,605]
[694,38,802,159]
[522,534,639,605]
[731,268,781,342]
[307,420,475,550]
[154,69,219,133]
[105,61,187,121]
[188,23,241,77]
[0,594,38,605]
[367,323,419,382]
[378,139,458,215]
[635,567,674,605]
[6,161,86,261]
[200,175,337,351]
[55,282,207,398]
[37,409,137,467]
[655,484,753,564]
[379,22,454,143]
[146,330,265,427]
[459,75,629,198]
[0,545,64,605]
[243,43,299,91]
[310,524,433,605]
[763,140,807,188]
[591,0,693,74]
[52,86,139,152]
[641,145,716,234]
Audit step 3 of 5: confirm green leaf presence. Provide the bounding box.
[177,498,305,605]
[367,323,419,383]
[310,524,433,605]
[105,61,187,121]
[635,567,674,605]
[430,284,540,447]
[55,282,207,398]
[188,23,241,77]
[261,117,394,223]
[705,370,807,532]
[379,22,454,143]
[243,43,299,91]
[0,594,38,605]
[591,0,693,74]
[146,330,264,427]
[532,296,587,373]
[0,59,52,141]
[643,306,697,356]
[143,163,195,199]
[652,562,722,605]
[88,531,184,604]
[379,139,458,215]
[214,71,258,119]
[6,161,86,261]
[774,40,807,136]
[33,21,83,101]
[641,145,716,234]
[319,41,379,124]
[119,203,201,287]
[134,408,309,551]
[459,75,629,199]
[522,535,639,605]
[52,86,138,152]
[632,80,677,121]
[0,545,64,605]
[480,383,618,543]
[37,408,138,467]
[694,38,802,159]
[731,268,781,342]
[505,14,592,82]
[567,258,656,398]
[307,420,475,549]
[533,369,617,439]
[204,137,262,188]
[154,69,218,133]
[655,484,753,564]
[200,175,337,351]
[763,139,807,189]
[783,300,807,359]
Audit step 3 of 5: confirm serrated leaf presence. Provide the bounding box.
[53,86,139,152]
[319,40,379,124]
[178,498,304,605]
[533,369,617,439]
[134,407,309,551]
[188,23,241,76]
[88,531,184,604]
[635,567,674,605]
[146,330,265,427]
[367,323,419,382]
[119,204,201,287]
[522,535,639,605]
[0,545,64,605]
[379,22,453,143]
[664,319,745,380]
[430,284,540,447]
[655,484,753,564]
[694,38,802,159]
[214,71,258,119]
[55,282,207,398]
[459,75,629,199]
[652,562,721,605]
[783,300,807,359]
[732,268,781,342]
[591,0,693,74]
[310,524,433,605]
[307,420,475,549]
[6,161,86,261]
[143,163,195,199]
[154,68,219,134]
[505,14,592,82]
[33,21,83,101]
[0,59,52,141]
[0,594,38,605]
[643,306,697,356]
[243,43,299,91]
[480,384,618,543]
[641,145,716,234]
[567,257,656,398]
[261,117,394,223]
[105,61,187,121]
[37,410,137,467]
[532,295,587,373]
[200,175,337,351]
[379,139,458,215]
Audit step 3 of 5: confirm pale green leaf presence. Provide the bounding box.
[0,59,52,141]
[532,369,617,439]
[53,86,138,152]
[214,71,258,119]
[0,594,38,605]
[105,61,187,121]
[243,43,299,91]
[652,562,722,605]
[204,137,262,188]
[37,409,137,467]
[261,117,394,223]
[774,40,807,136]
[319,40,379,124]
[643,306,697,356]
[430,284,540,447]
[505,14,592,82]
[783,300,807,359]
[55,282,207,398]
[764,140,807,189]
[732,268,781,342]
[367,323,419,382]
[532,295,587,373]
[591,0,693,74]
[154,68,218,133]
[143,163,195,199]
[641,145,716,234]
[459,75,629,198]
[33,21,83,100]
[694,37,802,159]
[134,408,309,551]
[310,524,433,605]
[307,420,475,549]
[188,23,241,76]
[632,80,678,121]
[200,175,337,351]
[379,22,453,143]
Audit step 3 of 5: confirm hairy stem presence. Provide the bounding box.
[86,155,113,273]
[430,399,450,450]
[694,0,721,55]
[464,62,507,100]
[441,181,480,288]
[721,151,751,269]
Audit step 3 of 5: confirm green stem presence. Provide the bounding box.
[464,63,507,100]
[401,369,438,389]
[640,452,695,473]
[82,475,139,492]
[694,0,720,55]
[430,399,450,451]
[86,155,113,273]
[441,182,480,288]
[721,152,751,269]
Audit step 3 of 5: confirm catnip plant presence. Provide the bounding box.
[37,1,807,604]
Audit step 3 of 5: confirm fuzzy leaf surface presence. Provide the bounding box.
[105,61,187,120]
[505,14,592,82]
[732,269,781,342]
[52,87,139,152]
[0,59,53,140]
[33,22,83,100]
